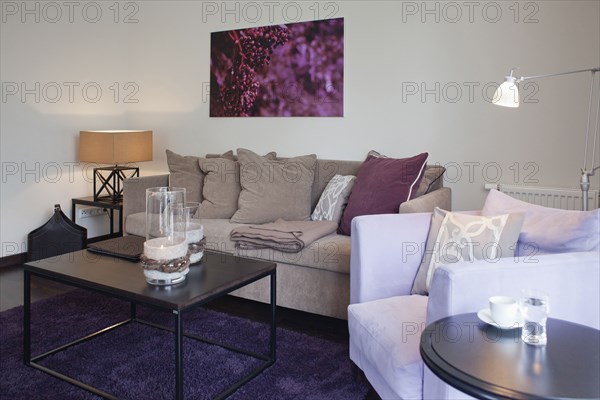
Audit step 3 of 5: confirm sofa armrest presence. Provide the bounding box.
[350,213,432,304]
[399,187,451,213]
[123,174,169,222]
[426,251,600,329]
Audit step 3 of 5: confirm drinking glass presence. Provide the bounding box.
[519,289,549,345]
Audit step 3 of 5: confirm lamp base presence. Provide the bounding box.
[93,166,139,203]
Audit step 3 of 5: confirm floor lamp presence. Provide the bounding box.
[493,67,600,211]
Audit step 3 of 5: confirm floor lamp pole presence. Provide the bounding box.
[581,70,600,211]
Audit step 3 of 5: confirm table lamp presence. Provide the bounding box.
[493,67,600,211]
[79,130,153,202]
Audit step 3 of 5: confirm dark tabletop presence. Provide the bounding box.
[24,250,276,311]
[420,313,600,400]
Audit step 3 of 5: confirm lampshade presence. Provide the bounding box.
[493,76,519,108]
[79,130,153,202]
[79,130,153,165]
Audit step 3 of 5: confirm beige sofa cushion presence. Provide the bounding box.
[310,159,362,211]
[166,149,234,203]
[415,165,446,197]
[126,214,351,274]
[125,212,146,237]
[198,152,277,219]
[231,149,317,224]
[202,219,351,274]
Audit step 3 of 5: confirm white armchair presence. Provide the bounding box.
[348,212,600,399]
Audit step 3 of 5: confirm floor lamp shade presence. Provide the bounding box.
[493,77,519,108]
[79,130,153,202]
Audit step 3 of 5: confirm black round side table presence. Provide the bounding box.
[420,313,600,400]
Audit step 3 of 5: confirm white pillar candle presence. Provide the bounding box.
[186,223,204,243]
[143,237,188,261]
[190,252,204,264]
[186,222,204,263]
[144,267,189,282]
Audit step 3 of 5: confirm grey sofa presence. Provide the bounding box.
[122,156,451,320]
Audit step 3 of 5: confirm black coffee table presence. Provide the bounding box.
[24,250,277,400]
[420,313,600,400]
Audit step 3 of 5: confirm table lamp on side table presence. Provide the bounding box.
[79,130,153,203]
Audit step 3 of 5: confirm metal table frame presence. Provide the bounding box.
[23,268,276,400]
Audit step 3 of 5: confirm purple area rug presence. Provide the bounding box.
[0,290,368,400]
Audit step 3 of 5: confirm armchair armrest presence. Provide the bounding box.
[426,251,600,329]
[400,187,451,213]
[123,174,169,221]
[350,213,432,304]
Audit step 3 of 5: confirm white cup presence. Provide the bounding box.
[489,296,519,327]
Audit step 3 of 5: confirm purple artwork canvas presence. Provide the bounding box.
[210,18,344,117]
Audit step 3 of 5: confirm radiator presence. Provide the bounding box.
[485,184,599,210]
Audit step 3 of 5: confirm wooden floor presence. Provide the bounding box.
[0,264,75,312]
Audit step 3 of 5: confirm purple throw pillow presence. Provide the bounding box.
[338,152,429,235]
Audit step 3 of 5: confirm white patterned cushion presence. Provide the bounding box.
[411,207,524,294]
[311,175,356,224]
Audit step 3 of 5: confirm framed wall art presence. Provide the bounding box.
[210,17,344,117]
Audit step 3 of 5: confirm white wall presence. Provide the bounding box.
[1,1,599,257]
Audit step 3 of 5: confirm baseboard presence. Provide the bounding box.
[0,252,27,268]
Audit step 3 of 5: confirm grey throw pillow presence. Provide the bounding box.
[311,175,355,224]
[198,152,276,219]
[166,149,234,203]
[411,207,524,295]
[231,149,317,224]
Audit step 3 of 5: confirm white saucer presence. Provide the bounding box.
[477,308,523,330]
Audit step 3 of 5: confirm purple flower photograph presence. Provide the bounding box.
[210,17,344,117]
